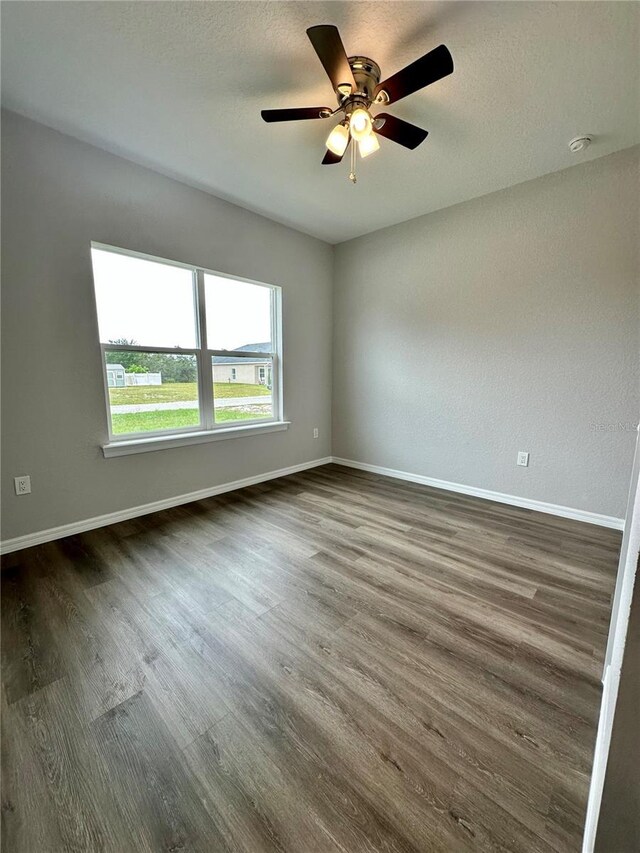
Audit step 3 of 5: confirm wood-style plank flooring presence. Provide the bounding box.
[1,464,621,852]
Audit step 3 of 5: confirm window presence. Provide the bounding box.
[91,244,282,446]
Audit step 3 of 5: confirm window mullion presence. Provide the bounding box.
[102,345,200,356]
[272,287,283,421]
[208,349,275,359]
[195,269,214,430]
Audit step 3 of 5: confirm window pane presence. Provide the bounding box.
[92,248,197,348]
[212,356,273,424]
[204,273,272,351]
[106,351,200,435]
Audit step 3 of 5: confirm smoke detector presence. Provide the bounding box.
[568,136,592,153]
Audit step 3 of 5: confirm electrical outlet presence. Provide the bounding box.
[313,427,319,439]
[517,452,529,467]
[14,475,31,495]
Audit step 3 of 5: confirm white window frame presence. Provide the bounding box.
[92,243,285,453]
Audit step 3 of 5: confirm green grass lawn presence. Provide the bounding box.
[112,408,268,435]
[109,382,270,405]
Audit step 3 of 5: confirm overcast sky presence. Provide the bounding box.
[92,248,272,351]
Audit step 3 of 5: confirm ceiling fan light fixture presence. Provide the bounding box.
[262,25,453,182]
[349,107,372,141]
[358,133,380,158]
[326,122,350,156]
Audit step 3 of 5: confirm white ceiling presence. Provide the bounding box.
[2,1,639,244]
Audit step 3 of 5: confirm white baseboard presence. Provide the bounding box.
[1,453,623,555]
[0,457,332,555]
[330,457,624,530]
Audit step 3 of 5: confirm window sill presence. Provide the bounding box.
[102,421,291,458]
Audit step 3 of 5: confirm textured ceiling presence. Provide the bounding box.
[2,1,639,243]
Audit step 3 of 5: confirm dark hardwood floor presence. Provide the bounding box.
[1,464,620,852]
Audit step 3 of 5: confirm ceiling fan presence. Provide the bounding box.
[261,24,454,183]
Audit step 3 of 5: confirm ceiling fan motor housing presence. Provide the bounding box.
[343,56,381,104]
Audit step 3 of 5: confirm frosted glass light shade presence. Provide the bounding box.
[358,133,380,158]
[326,123,349,156]
[349,108,372,141]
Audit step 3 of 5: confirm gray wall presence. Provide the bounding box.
[2,111,638,541]
[1,111,333,541]
[333,148,640,519]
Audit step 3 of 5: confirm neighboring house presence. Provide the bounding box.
[213,342,272,387]
[106,363,126,387]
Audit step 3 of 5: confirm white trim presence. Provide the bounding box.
[603,423,640,671]
[330,457,624,530]
[195,268,214,430]
[102,343,200,355]
[2,452,623,555]
[273,286,284,422]
[582,426,640,852]
[102,420,291,457]
[0,456,332,555]
[92,241,199,273]
[582,663,620,852]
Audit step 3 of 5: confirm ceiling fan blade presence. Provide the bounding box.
[307,25,356,94]
[374,44,453,105]
[261,107,332,123]
[374,113,429,150]
[322,139,351,164]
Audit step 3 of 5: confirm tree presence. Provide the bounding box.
[108,340,144,371]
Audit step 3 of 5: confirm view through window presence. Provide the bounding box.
[91,245,280,439]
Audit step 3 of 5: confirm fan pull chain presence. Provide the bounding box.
[349,140,357,184]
